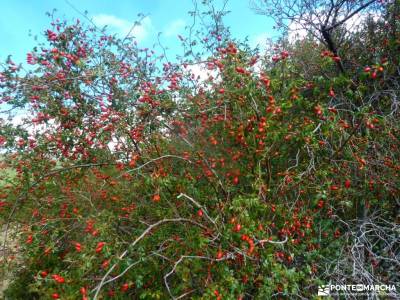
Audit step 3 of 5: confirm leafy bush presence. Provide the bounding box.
[0,1,399,299]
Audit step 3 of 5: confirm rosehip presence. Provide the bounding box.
[317,200,324,208]
[121,283,129,292]
[26,235,33,244]
[96,242,106,253]
[235,67,245,73]
[234,223,242,232]
[74,242,82,252]
[52,274,65,284]
[40,270,48,278]
[330,185,339,191]
[101,259,110,269]
[344,179,351,189]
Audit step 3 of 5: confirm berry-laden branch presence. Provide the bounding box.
[92,218,208,299]
[164,254,233,299]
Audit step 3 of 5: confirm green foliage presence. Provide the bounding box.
[0,1,399,299]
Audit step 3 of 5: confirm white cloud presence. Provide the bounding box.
[288,12,381,42]
[2,112,55,137]
[345,12,380,31]
[186,63,219,84]
[164,19,186,37]
[250,33,269,50]
[92,14,152,41]
[288,20,310,42]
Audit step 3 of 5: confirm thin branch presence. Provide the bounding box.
[326,0,377,31]
[92,218,208,299]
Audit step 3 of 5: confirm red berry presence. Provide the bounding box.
[234,223,242,232]
[317,200,324,208]
[101,259,110,269]
[121,283,129,292]
[330,185,339,191]
[40,271,48,278]
[235,67,245,74]
[344,179,351,189]
[96,242,106,253]
[241,234,249,241]
[52,274,65,284]
[75,242,82,252]
[26,235,33,244]
[152,194,161,202]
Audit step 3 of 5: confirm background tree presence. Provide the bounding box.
[251,0,385,73]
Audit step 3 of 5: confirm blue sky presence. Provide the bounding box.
[0,0,275,63]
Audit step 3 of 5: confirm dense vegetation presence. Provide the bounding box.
[0,0,399,299]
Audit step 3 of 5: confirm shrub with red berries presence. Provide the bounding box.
[1,1,399,299]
